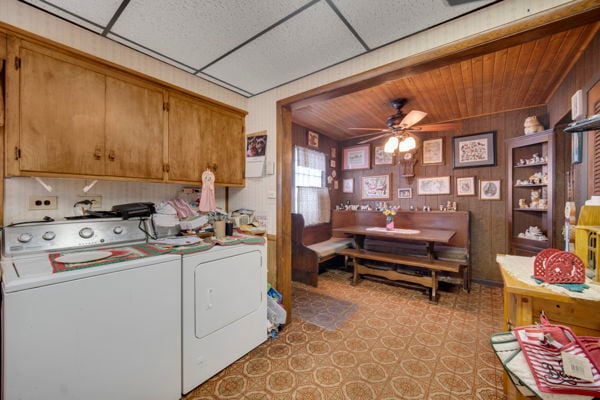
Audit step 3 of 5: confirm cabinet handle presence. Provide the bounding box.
[108,150,116,161]
[93,147,102,160]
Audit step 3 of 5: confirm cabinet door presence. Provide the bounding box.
[167,93,211,183]
[105,76,165,179]
[19,46,106,175]
[211,107,245,186]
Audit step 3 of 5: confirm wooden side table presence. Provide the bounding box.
[497,254,600,400]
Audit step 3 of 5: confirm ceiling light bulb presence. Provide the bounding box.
[384,136,399,153]
[398,136,416,152]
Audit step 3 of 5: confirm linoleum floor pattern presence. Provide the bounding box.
[185,270,505,400]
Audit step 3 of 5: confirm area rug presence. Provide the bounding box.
[292,286,358,331]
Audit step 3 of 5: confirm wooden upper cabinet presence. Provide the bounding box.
[18,45,106,175]
[168,92,211,183]
[167,92,245,186]
[6,37,246,185]
[210,107,245,186]
[105,76,165,179]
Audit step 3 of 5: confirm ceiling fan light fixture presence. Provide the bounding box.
[384,136,399,153]
[398,136,416,152]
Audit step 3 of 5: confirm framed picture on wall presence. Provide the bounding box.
[398,188,412,199]
[374,146,394,165]
[452,131,496,168]
[361,174,391,200]
[330,147,337,159]
[422,138,444,165]
[480,180,501,200]
[342,144,371,170]
[417,176,450,195]
[456,177,476,196]
[308,131,319,148]
[343,178,354,193]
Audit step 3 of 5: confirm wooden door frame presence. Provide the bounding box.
[275,2,600,320]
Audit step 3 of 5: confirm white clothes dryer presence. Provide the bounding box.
[182,243,267,393]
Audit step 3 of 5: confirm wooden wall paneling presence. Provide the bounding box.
[277,104,293,321]
[0,32,5,225]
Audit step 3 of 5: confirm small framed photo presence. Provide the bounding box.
[361,174,391,200]
[342,144,371,170]
[342,178,354,193]
[374,146,394,165]
[308,130,319,148]
[417,176,451,195]
[334,180,339,190]
[480,180,501,200]
[330,147,337,159]
[330,159,336,168]
[398,187,412,199]
[452,131,496,168]
[422,138,444,165]
[456,177,476,196]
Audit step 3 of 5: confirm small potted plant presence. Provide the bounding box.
[383,209,396,231]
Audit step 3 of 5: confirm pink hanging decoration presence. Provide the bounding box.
[198,169,216,212]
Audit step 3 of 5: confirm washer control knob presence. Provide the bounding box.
[79,227,94,239]
[113,226,124,235]
[17,233,33,243]
[42,231,56,241]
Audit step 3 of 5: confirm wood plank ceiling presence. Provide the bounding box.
[292,22,600,141]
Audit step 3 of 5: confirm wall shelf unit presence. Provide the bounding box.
[506,130,554,256]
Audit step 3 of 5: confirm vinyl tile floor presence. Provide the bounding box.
[184,269,506,400]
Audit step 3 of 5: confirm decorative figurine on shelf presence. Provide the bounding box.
[524,116,544,135]
[198,168,216,212]
[530,189,541,209]
[518,226,548,241]
[519,198,527,208]
[529,172,543,184]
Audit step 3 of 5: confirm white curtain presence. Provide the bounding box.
[294,146,330,226]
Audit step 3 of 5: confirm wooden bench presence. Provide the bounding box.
[291,213,353,286]
[336,248,462,302]
[332,210,470,297]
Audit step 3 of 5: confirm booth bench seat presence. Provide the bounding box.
[291,213,353,287]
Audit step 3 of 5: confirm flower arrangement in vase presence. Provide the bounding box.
[383,209,396,231]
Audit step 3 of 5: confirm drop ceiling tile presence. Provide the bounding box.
[21,0,123,33]
[331,0,495,49]
[110,0,310,71]
[203,1,365,95]
[107,33,197,73]
[196,72,253,97]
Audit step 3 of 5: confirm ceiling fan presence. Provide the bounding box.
[350,98,460,151]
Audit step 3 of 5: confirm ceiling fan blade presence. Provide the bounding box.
[348,127,386,131]
[408,122,461,132]
[358,132,392,144]
[399,110,427,129]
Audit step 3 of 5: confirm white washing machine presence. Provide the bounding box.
[1,218,182,400]
[182,243,267,394]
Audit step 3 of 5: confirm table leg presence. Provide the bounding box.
[426,241,434,262]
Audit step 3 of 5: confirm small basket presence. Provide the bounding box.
[534,248,585,284]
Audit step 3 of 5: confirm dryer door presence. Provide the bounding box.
[194,249,262,339]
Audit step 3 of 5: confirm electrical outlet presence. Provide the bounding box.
[29,196,58,210]
[77,196,103,209]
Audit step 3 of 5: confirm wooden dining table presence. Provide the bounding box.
[333,225,456,261]
[333,225,457,301]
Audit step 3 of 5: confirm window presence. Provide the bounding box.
[293,146,330,226]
